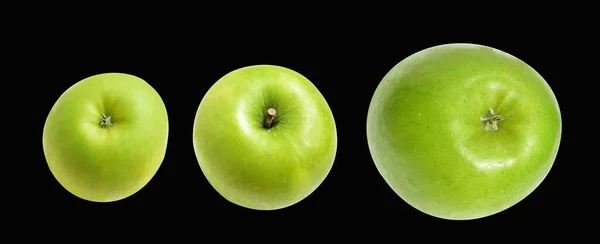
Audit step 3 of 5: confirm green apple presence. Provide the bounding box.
[366,43,562,220]
[193,65,337,210]
[42,73,169,203]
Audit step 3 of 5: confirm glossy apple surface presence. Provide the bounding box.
[366,43,561,220]
[42,73,169,202]
[193,65,337,210]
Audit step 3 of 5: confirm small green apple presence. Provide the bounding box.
[193,65,337,211]
[42,73,169,203]
[366,43,562,220]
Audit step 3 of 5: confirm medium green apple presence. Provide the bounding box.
[193,65,337,210]
[366,43,562,220]
[42,73,169,203]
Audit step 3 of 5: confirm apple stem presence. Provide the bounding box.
[480,109,503,131]
[100,114,113,128]
[264,108,277,129]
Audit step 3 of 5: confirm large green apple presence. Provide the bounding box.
[193,65,337,210]
[42,73,169,203]
[366,43,562,220]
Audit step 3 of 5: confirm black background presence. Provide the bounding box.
[13,20,579,228]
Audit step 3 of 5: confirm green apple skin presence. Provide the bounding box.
[193,65,337,211]
[42,73,169,203]
[366,43,561,220]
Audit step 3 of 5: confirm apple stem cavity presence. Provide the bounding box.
[100,114,113,128]
[481,109,503,131]
[264,108,277,129]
